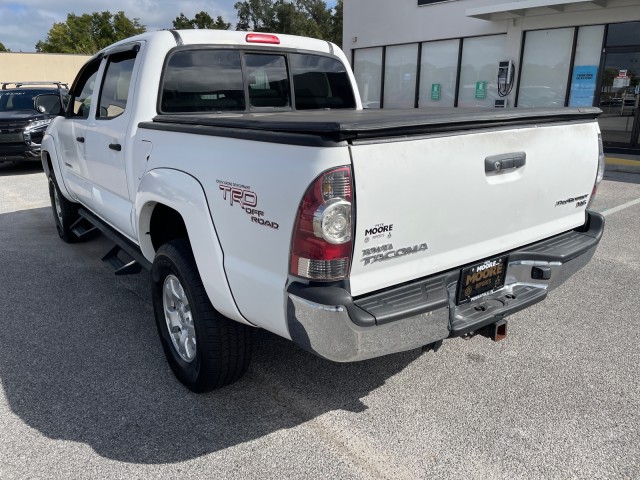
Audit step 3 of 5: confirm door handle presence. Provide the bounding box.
[109,143,122,151]
[76,136,85,143]
[485,152,526,173]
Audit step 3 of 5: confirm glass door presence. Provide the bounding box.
[598,50,640,150]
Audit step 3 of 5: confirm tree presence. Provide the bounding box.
[0,42,9,52]
[329,0,343,47]
[234,0,279,32]
[233,0,342,45]
[36,11,146,54]
[172,11,231,30]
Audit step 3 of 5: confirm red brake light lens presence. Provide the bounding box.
[290,167,353,281]
[246,33,281,45]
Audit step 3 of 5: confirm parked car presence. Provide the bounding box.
[0,82,68,163]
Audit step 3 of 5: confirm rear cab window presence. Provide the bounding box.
[159,48,355,114]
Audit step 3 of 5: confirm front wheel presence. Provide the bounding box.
[48,172,80,243]
[151,239,253,392]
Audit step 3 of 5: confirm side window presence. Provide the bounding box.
[161,50,245,113]
[72,67,99,119]
[98,51,137,119]
[291,54,356,110]
[245,54,290,109]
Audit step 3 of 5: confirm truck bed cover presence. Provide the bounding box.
[141,107,601,144]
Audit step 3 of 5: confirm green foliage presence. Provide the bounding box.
[0,42,9,52]
[36,11,146,54]
[172,11,231,30]
[234,0,343,46]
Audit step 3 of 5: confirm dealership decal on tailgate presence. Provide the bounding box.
[457,255,508,304]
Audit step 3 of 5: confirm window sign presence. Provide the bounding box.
[613,75,631,88]
[475,81,487,99]
[569,66,598,107]
[431,83,441,100]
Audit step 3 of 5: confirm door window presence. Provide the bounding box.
[71,60,101,119]
[98,51,137,119]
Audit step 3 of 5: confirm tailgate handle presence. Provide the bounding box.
[485,152,526,173]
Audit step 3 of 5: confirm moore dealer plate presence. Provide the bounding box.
[456,255,508,304]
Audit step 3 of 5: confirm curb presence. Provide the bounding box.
[605,157,640,174]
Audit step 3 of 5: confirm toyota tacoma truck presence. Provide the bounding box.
[41,30,605,392]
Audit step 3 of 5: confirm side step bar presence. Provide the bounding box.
[69,216,98,240]
[78,208,152,275]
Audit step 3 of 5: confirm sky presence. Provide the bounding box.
[0,0,335,53]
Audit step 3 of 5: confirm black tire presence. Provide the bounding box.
[48,171,80,243]
[151,239,253,393]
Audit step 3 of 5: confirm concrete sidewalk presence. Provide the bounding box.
[606,154,640,174]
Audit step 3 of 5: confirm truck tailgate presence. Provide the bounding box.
[349,120,600,297]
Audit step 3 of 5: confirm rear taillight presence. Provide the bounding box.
[290,166,353,281]
[587,133,606,209]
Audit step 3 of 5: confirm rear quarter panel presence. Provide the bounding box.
[139,129,351,338]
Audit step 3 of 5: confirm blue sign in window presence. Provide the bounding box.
[569,65,598,107]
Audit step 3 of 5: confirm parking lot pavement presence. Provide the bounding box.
[1,161,639,480]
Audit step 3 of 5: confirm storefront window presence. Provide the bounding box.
[518,28,574,108]
[569,25,605,107]
[606,22,640,47]
[457,35,506,108]
[419,39,459,108]
[383,44,419,108]
[354,48,383,109]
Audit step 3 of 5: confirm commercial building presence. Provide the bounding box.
[343,0,640,153]
[0,52,90,89]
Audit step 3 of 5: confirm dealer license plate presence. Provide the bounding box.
[456,255,508,304]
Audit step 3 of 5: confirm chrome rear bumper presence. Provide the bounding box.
[286,212,604,362]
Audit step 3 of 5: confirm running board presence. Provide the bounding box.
[101,245,143,275]
[78,208,152,275]
[70,216,98,240]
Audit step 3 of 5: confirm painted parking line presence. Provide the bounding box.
[606,157,640,167]
[601,197,640,217]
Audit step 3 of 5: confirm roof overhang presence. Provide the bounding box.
[466,0,607,20]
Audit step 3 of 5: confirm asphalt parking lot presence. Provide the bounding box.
[1,161,639,480]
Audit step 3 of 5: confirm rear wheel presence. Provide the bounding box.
[48,172,80,243]
[151,239,253,392]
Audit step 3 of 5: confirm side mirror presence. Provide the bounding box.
[34,94,62,115]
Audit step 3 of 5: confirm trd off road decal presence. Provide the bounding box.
[217,180,279,230]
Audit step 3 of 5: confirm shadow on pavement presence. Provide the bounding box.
[0,207,418,464]
[0,160,43,177]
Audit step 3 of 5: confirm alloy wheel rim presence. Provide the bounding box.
[52,183,63,226]
[162,274,196,363]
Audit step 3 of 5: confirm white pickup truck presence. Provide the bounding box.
[42,30,605,392]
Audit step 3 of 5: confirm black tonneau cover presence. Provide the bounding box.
[141,107,601,145]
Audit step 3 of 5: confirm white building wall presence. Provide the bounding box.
[345,0,640,53]
[344,0,640,108]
